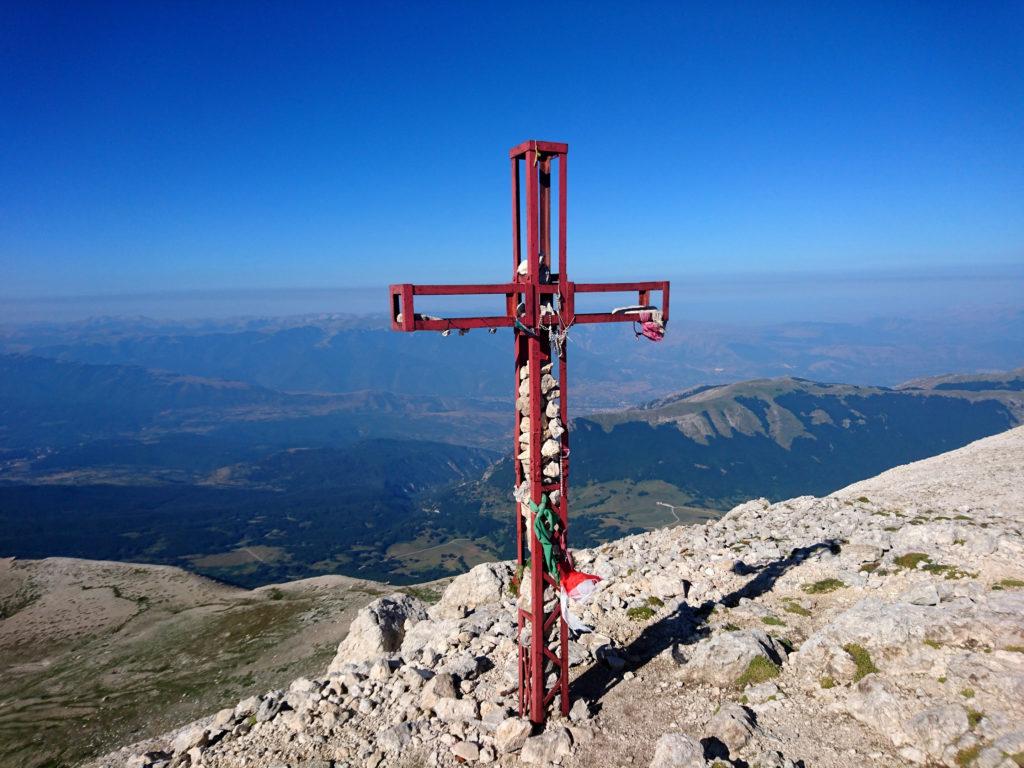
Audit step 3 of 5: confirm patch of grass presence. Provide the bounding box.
[967,709,984,728]
[626,606,655,622]
[647,596,665,608]
[1004,645,1024,654]
[782,600,811,617]
[938,676,947,683]
[802,578,845,594]
[883,526,900,532]
[954,514,972,520]
[843,643,879,681]
[919,563,974,580]
[722,622,741,632]
[1009,752,1024,768]
[735,655,780,688]
[399,586,442,605]
[960,687,975,699]
[268,588,284,600]
[893,552,931,570]
[857,496,870,503]
[859,561,880,573]
[955,744,982,767]
[923,639,942,649]
[761,616,786,626]
[996,578,1024,588]
[820,676,836,689]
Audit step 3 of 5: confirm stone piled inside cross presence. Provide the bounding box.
[389,139,670,725]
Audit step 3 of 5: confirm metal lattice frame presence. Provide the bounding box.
[389,139,669,725]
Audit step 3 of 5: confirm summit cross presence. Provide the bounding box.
[389,139,670,725]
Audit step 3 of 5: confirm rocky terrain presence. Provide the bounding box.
[93,425,1024,768]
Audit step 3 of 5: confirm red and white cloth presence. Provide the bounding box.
[557,562,602,634]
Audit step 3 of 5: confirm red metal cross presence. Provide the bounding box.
[389,139,670,726]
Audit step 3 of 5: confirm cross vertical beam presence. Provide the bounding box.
[388,139,670,727]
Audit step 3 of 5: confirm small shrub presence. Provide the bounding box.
[955,744,981,767]
[893,552,931,570]
[762,616,785,626]
[509,561,527,597]
[967,709,984,728]
[400,586,441,605]
[723,622,741,632]
[960,687,975,699]
[802,578,846,594]
[783,600,811,617]
[859,561,880,573]
[820,676,836,689]
[843,643,879,681]
[627,606,655,622]
[647,595,665,608]
[735,655,780,687]
[857,496,870,503]
[268,588,284,601]
[923,639,942,649]
[997,578,1024,588]
[938,676,947,683]
[1009,752,1024,768]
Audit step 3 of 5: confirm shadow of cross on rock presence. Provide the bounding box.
[570,539,841,727]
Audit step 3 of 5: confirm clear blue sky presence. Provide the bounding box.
[2,1,1022,302]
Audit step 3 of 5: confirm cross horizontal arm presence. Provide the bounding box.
[389,280,669,332]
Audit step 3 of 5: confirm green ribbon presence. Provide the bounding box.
[530,493,560,581]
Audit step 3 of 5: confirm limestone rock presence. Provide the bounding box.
[378,722,413,753]
[494,717,532,753]
[432,562,514,620]
[704,703,756,754]
[452,741,480,762]
[329,594,428,670]
[675,629,787,686]
[421,672,459,709]
[520,726,573,764]
[649,733,708,768]
[434,697,479,722]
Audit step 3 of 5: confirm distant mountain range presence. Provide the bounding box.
[0,314,1022,587]
[4,308,1023,407]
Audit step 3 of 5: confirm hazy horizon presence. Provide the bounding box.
[3,262,1022,327]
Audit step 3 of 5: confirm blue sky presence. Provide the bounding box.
[1,1,1022,308]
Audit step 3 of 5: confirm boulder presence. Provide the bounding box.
[421,672,459,710]
[328,594,428,670]
[434,697,479,722]
[378,722,413,753]
[520,726,573,764]
[494,717,532,753]
[704,703,756,754]
[649,733,707,768]
[675,629,787,687]
[452,741,480,762]
[431,562,514,620]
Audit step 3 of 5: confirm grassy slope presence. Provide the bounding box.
[0,558,429,768]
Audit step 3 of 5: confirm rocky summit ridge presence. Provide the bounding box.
[95,426,1024,768]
